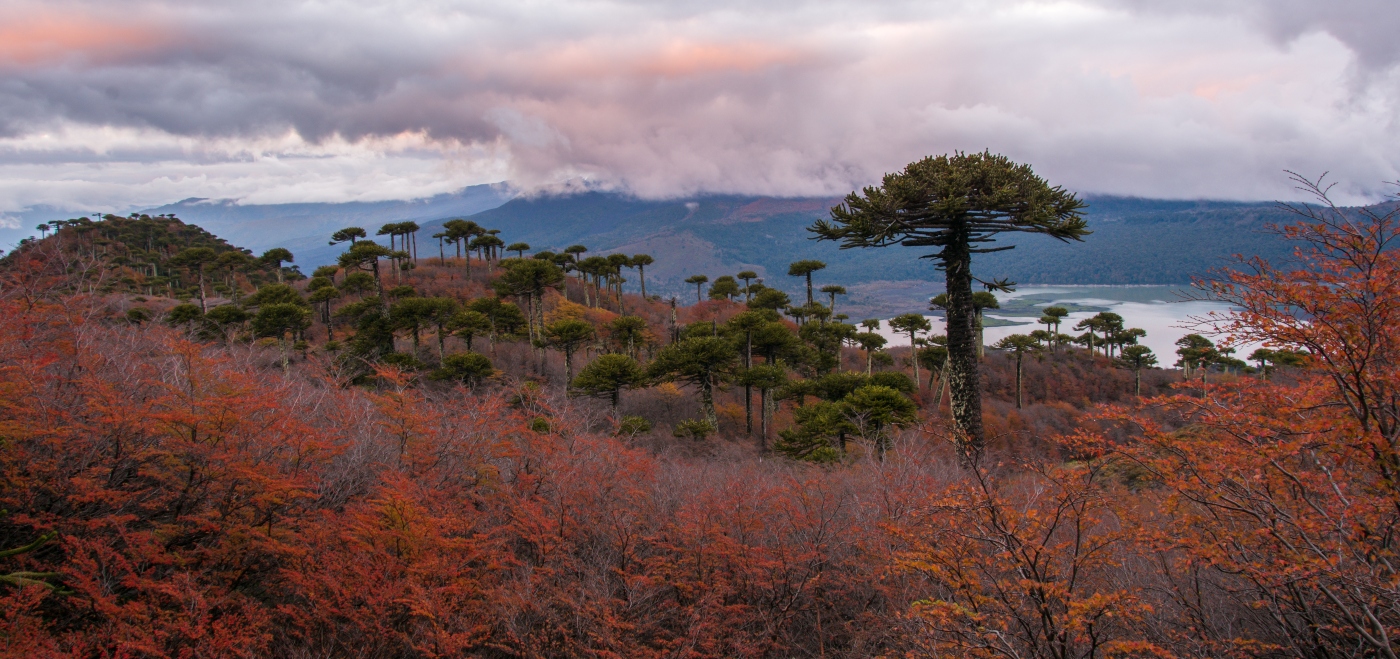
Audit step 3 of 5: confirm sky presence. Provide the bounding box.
[1,0,1398,230]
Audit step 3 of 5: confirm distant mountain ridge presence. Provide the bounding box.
[30,186,1308,303]
[141,183,517,270]
[432,192,1303,291]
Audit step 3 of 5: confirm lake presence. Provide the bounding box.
[869,285,1251,363]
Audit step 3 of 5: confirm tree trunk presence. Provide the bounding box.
[944,235,985,461]
[639,265,647,298]
[976,309,985,358]
[197,269,207,313]
[805,274,814,305]
[701,380,716,426]
[1015,353,1023,409]
[759,388,769,451]
[1135,368,1142,397]
[372,261,384,305]
[908,331,920,391]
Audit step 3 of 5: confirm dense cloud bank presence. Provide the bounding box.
[0,0,1398,224]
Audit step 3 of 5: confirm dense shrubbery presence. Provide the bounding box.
[0,177,1394,657]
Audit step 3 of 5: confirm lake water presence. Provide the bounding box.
[871,285,1250,362]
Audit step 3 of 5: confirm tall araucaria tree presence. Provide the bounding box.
[788,260,826,305]
[631,254,654,298]
[812,151,1087,461]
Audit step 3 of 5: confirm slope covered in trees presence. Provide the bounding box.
[3,214,296,301]
[0,169,1395,658]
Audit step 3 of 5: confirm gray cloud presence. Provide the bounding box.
[0,0,1397,222]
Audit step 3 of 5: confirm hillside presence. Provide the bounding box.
[2,213,293,300]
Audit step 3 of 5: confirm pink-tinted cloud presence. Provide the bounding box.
[0,11,169,67]
[0,0,1396,219]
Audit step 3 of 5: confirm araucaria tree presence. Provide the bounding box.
[813,151,1087,460]
[788,260,826,305]
[572,353,645,409]
[543,318,595,386]
[647,336,738,426]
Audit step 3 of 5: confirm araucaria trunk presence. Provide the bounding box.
[944,236,985,459]
[701,380,716,426]
[1015,353,1023,409]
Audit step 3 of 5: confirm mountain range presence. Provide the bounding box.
[8,183,1313,314]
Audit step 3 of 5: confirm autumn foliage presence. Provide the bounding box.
[2,178,1399,657]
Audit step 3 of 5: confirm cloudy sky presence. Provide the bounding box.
[1,0,1397,227]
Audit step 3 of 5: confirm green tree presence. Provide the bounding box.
[432,351,495,387]
[308,286,340,325]
[608,315,649,358]
[709,275,741,301]
[543,318,595,386]
[1041,305,1069,351]
[506,242,530,258]
[788,260,827,305]
[648,336,739,426]
[855,331,887,375]
[842,384,917,460]
[741,363,788,449]
[820,284,846,315]
[572,353,645,408]
[337,242,392,302]
[1118,344,1158,397]
[775,401,847,463]
[630,254,654,298]
[684,274,709,303]
[748,287,790,311]
[800,320,855,375]
[330,227,366,246]
[673,418,717,441]
[340,271,376,298]
[815,152,1087,459]
[216,251,252,301]
[400,221,420,263]
[449,310,491,352]
[245,283,306,308]
[260,247,294,283]
[468,297,527,354]
[421,297,461,361]
[494,258,565,341]
[727,311,768,434]
[736,270,759,301]
[253,303,312,374]
[1175,333,1217,382]
[888,313,932,390]
[389,297,438,356]
[169,247,218,312]
[167,303,204,326]
[993,333,1043,409]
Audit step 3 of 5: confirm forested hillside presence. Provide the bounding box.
[0,188,1395,658]
[3,214,297,301]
